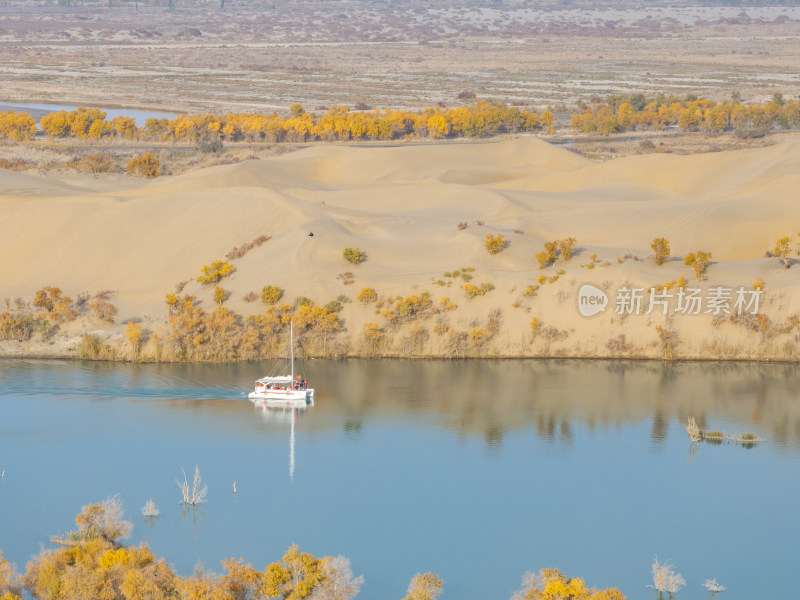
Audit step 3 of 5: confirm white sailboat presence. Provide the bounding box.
[248,322,314,408]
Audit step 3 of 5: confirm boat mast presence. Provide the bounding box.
[290,321,294,383]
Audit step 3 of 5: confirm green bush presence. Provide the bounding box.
[343,247,366,264]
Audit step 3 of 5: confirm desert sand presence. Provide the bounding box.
[2,136,800,360]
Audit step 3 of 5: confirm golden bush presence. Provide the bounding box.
[651,237,671,266]
[126,152,160,177]
[197,261,235,285]
[484,233,506,255]
[356,287,377,303]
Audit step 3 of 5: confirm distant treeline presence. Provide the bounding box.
[0,94,798,143]
[571,92,800,135]
[0,101,551,143]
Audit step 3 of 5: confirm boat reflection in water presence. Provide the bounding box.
[257,404,311,479]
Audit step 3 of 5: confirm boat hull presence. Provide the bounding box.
[249,389,314,408]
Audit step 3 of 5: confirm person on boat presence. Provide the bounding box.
[302,379,308,389]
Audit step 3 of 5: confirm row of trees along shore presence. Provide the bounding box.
[0,497,628,600]
[1,93,799,143]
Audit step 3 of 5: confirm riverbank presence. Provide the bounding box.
[2,136,800,363]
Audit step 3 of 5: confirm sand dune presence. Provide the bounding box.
[2,136,800,360]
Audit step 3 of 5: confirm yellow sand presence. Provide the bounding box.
[2,136,800,359]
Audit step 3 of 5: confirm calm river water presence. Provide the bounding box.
[0,101,178,127]
[0,359,798,599]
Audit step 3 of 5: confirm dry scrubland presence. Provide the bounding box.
[2,136,800,361]
[1,0,800,114]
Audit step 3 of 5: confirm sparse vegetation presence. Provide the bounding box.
[260,286,283,305]
[77,152,114,173]
[338,272,356,286]
[535,251,551,270]
[362,323,384,354]
[655,322,678,359]
[529,317,540,334]
[88,297,118,323]
[774,235,792,268]
[402,572,443,600]
[78,334,117,360]
[126,152,160,177]
[651,237,670,266]
[484,233,506,255]
[650,558,685,596]
[356,287,377,303]
[213,287,228,305]
[125,321,143,359]
[176,465,208,506]
[512,568,624,600]
[141,499,160,518]
[0,311,36,342]
[558,237,576,261]
[544,241,558,262]
[702,579,726,593]
[462,283,494,298]
[197,260,235,285]
[343,247,366,264]
[33,286,75,323]
[684,250,712,280]
[438,296,457,311]
[686,417,762,447]
[14,499,374,600]
[225,235,271,260]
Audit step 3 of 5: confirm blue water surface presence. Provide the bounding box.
[0,359,798,600]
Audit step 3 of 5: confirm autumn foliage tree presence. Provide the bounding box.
[356,287,377,303]
[570,92,800,135]
[511,568,625,600]
[126,152,160,178]
[33,287,75,324]
[259,545,325,600]
[88,298,118,323]
[558,237,577,261]
[535,251,550,269]
[261,285,283,305]
[24,498,180,600]
[40,107,107,139]
[213,286,228,305]
[0,550,22,600]
[773,235,792,268]
[125,321,143,359]
[684,250,712,280]
[343,248,366,265]
[651,237,671,266]
[484,234,506,254]
[0,111,36,141]
[402,572,443,600]
[197,261,235,285]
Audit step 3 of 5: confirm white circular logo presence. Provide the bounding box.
[578,284,608,317]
